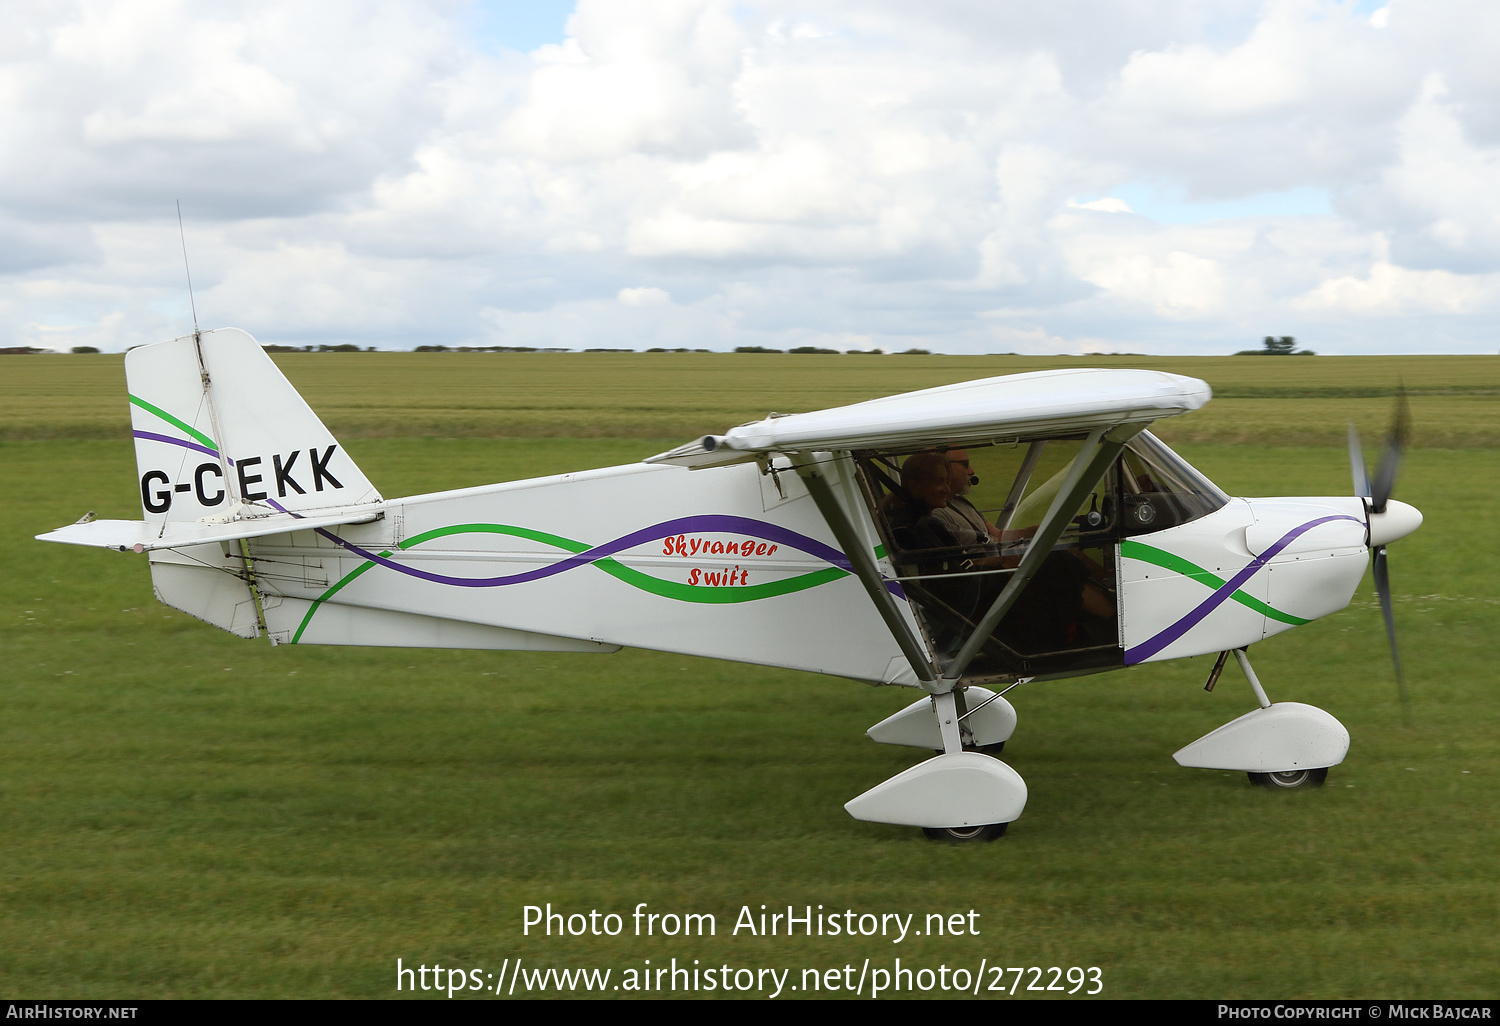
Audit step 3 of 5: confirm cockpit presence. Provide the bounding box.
[854,431,1228,683]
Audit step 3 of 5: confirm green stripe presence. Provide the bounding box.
[399,523,587,553]
[290,551,392,643]
[1120,539,1310,626]
[293,525,865,640]
[128,394,218,451]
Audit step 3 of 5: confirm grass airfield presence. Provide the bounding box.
[2,352,1497,999]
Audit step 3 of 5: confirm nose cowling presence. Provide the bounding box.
[1367,499,1422,548]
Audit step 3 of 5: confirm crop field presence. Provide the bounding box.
[2,352,1497,999]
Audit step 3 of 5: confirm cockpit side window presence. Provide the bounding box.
[1116,432,1229,536]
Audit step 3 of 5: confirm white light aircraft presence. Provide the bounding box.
[38,329,1423,842]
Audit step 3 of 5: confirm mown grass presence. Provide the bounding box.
[5,351,1500,446]
[4,418,1496,999]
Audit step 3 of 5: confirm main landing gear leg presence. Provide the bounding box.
[934,690,963,756]
[845,688,1026,843]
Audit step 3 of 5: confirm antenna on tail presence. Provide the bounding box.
[176,200,200,337]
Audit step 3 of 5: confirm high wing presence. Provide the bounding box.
[647,368,1211,467]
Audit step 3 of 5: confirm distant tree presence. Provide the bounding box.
[1236,335,1315,356]
[71,346,100,354]
[788,346,839,354]
[734,346,784,353]
[897,348,932,355]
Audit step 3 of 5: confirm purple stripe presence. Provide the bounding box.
[133,430,218,460]
[1124,515,1362,664]
[313,513,903,595]
[264,498,305,519]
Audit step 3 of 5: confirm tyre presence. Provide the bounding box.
[922,822,1008,842]
[1248,767,1329,789]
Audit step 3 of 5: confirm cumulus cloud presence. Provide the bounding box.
[1340,75,1500,272]
[2,0,1499,354]
[1296,254,1500,316]
[617,285,671,305]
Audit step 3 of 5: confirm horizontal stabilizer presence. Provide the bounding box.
[649,368,1210,465]
[36,506,383,552]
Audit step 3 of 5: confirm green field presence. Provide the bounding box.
[6,351,1500,446]
[2,353,1497,999]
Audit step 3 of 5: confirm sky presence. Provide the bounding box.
[3,0,1499,355]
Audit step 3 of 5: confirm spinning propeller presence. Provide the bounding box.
[1348,388,1420,724]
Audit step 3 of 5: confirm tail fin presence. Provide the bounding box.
[126,327,380,524]
[41,328,382,639]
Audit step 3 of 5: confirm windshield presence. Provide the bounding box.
[1116,431,1229,535]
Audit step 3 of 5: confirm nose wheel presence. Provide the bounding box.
[1248,767,1328,789]
[923,822,1008,843]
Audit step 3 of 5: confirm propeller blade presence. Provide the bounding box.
[1369,386,1410,515]
[1371,544,1411,726]
[1348,423,1369,498]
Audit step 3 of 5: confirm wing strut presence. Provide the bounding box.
[791,453,937,687]
[938,425,1139,690]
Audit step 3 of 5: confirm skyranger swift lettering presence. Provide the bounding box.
[38,329,1422,841]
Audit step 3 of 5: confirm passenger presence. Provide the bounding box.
[882,452,977,648]
[882,452,959,562]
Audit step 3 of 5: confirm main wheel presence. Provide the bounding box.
[1248,767,1329,789]
[923,822,1008,843]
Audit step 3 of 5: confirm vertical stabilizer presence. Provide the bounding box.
[126,328,380,527]
[124,327,381,639]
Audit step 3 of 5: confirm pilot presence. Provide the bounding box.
[930,448,1003,557]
